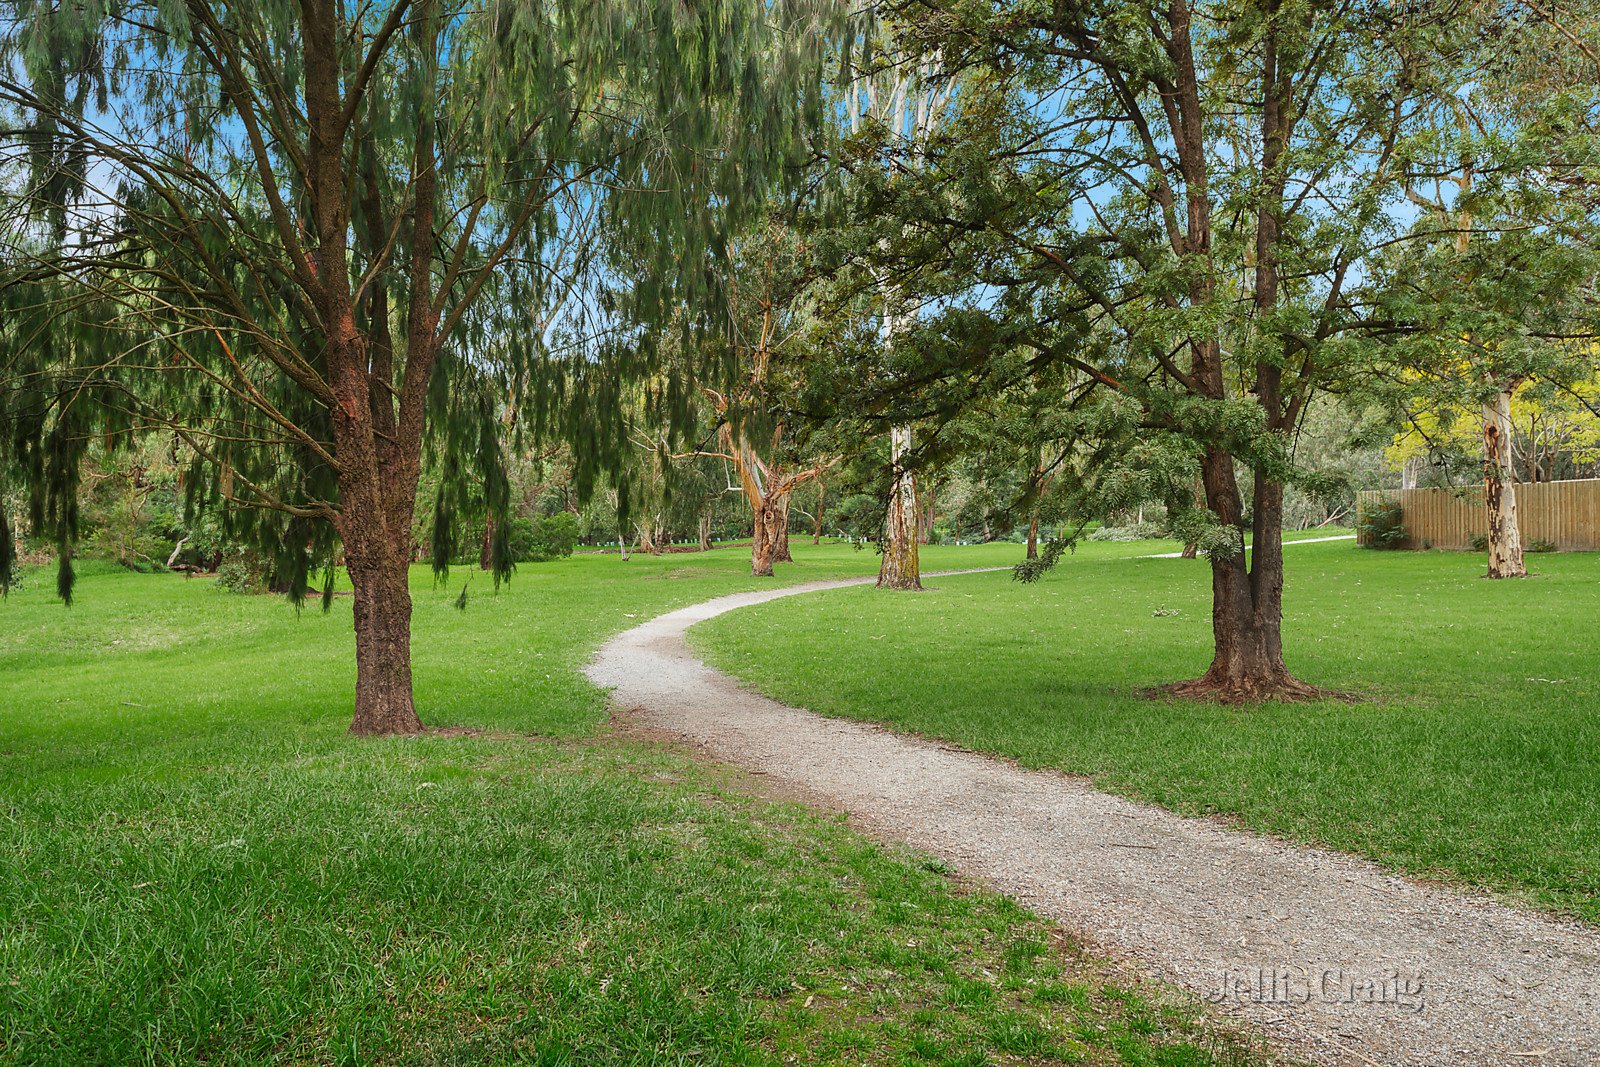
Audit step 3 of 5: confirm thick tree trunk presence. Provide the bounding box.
[1159,445,1318,703]
[751,496,780,577]
[325,311,428,735]
[1482,388,1526,579]
[698,511,712,551]
[636,522,662,556]
[773,492,793,563]
[1026,514,1040,560]
[346,544,423,735]
[479,512,494,570]
[1159,39,1320,705]
[878,425,922,590]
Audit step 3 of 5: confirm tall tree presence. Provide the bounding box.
[835,17,958,591]
[671,226,836,577]
[0,0,831,732]
[1374,0,1600,577]
[806,0,1438,699]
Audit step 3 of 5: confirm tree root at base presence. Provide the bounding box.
[1139,672,1352,705]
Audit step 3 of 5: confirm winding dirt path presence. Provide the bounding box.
[585,570,1600,1067]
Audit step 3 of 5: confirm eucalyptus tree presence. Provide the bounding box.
[0,0,832,733]
[667,224,838,577]
[1373,0,1600,578]
[806,0,1441,699]
[1372,223,1595,576]
[828,15,959,590]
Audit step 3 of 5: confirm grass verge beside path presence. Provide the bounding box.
[1,546,1263,1065]
[694,540,1600,924]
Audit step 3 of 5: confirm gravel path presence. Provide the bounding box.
[586,570,1600,1067]
[1140,533,1357,558]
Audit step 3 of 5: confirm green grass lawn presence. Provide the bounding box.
[0,545,1263,1066]
[694,539,1600,924]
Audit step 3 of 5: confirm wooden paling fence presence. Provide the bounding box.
[1356,479,1600,551]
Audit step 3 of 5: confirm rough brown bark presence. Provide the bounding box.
[345,542,423,735]
[698,511,712,551]
[479,513,494,570]
[1158,458,1319,703]
[306,2,437,735]
[1153,444,1320,700]
[331,342,426,737]
[878,425,922,590]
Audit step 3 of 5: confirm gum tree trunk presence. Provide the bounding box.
[1482,386,1526,578]
[1026,515,1040,560]
[878,424,922,590]
[773,492,793,563]
[752,495,782,577]
[812,480,824,544]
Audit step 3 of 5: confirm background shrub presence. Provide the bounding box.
[1088,522,1167,543]
[1355,500,1407,549]
[509,513,581,563]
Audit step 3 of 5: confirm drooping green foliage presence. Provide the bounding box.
[0,0,837,605]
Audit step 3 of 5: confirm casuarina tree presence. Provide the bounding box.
[803,0,1448,699]
[0,0,833,733]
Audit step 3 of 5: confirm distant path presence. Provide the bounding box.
[585,565,1599,1067]
[1140,533,1357,558]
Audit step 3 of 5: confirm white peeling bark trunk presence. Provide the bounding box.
[1482,387,1525,579]
[878,423,921,590]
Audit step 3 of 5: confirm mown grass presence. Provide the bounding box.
[0,546,1263,1065]
[694,539,1600,924]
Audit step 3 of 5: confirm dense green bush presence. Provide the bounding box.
[214,559,262,594]
[509,512,581,562]
[1355,500,1407,549]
